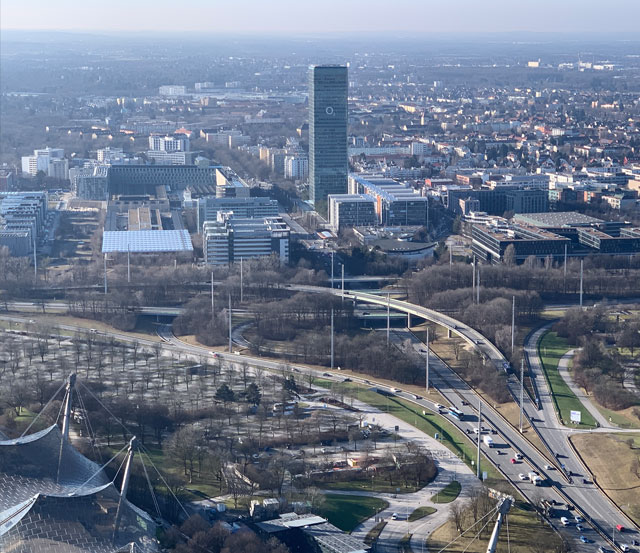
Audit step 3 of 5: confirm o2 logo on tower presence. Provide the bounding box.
[325,106,334,115]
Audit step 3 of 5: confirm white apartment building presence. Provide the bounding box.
[148,134,190,152]
[284,156,309,180]
[21,148,68,179]
[158,85,187,96]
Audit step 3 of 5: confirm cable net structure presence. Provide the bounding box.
[0,411,157,552]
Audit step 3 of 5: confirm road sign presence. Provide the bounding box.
[570,410,581,423]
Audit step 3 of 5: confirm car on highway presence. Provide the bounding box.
[579,535,588,544]
[616,524,625,532]
[560,517,570,526]
[598,547,608,553]
[391,513,399,520]
[576,524,583,532]
[518,473,527,480]
[343,378,352,382]
[510,458,517,464]
[515,453,523,460]
[619,545,630,552]
[574,516,582,523]
[544,464,553,470]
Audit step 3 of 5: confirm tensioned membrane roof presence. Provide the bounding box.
[0,424,157,553]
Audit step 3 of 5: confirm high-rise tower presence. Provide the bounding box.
[309,65,348,211]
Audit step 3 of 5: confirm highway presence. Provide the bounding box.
[3,290,639,550]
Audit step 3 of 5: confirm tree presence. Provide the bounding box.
[503,244,516,266]
[246,382,262,406]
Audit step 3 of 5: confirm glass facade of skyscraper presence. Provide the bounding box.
[309,65,348,207]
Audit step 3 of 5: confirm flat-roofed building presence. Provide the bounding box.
[328,194,377,231]
[349,174,428,226]
[203,212,290,265]
[197,196,279,232]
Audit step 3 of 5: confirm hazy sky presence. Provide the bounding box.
[2,0,640,34]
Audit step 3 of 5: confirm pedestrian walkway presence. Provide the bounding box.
[345,397,479,552]
[556,350,611,429]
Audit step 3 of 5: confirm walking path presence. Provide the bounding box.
[557,350,615,429]
[341,398,480,552]
[623,366,640,396]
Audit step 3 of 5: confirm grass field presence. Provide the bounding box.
[431,480,461,504]
[322,474,431,494]
[318,494,389,532]
[570,432,640,526]
[316,380,503,483]
[408,506,437,522]
[538,331,597,429]
[427,501,563,553]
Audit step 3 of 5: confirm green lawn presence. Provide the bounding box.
[538,331,597,429]
[322,474,429,494]
[408,506,437,522]
[317,381,502,481]
[318,494,389,532]
[431,480,461,504]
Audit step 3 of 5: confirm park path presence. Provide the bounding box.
[343,399,479,552]
[623,366,639,396]
[556,350,611,429]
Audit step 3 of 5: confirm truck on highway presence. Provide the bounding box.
[528,472,543,485]
[482,435,494,448]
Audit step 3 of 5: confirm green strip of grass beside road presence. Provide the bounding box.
[316,381,501,482]
[364,520,387,546]
[431,480,461,503]
[537,331,597,429]
[408,506,437,522]
[319,494,388,532]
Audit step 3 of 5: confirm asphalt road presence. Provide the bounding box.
[3,292,639,551]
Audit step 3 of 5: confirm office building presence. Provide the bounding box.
[149,134,190,152]
[97,147,124,162]
[108,165,218,196]
[203,212,290,265]
[328,194,377,231]
[0,191,48,255]
[349,174,429,226]
[146,150,196,165]
[309,65,348,207]
[0,168,16,191]
[446,186,547,215]
[70,165,109,200]
[158,85,187,96]
[197,196,279,232]
[21,147,68,179]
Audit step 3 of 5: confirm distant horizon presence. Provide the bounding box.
[2,0,640,34]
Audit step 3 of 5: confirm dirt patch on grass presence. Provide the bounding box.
[571,432,640,526]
